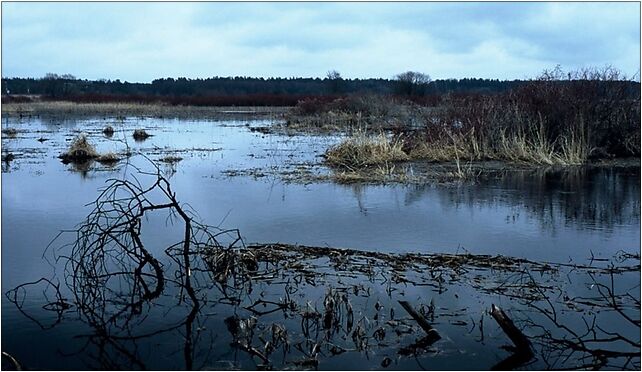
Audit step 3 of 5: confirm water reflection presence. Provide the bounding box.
[402,166,640,234]
[5,162,640,370]
[1,116,638,262]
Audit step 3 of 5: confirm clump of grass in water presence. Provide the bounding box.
[2,152,15,162]
[59,134,99,163]
[103,125,114,137]
[2,128,18,138]
[159,155,183,164]
[96,152,121,165]
[325,131,409,169]
[132,129,150,141]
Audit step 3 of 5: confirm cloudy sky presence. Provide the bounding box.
[2,2,640,82]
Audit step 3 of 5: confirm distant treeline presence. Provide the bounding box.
[2,74,522,98]
[1,73,639,106]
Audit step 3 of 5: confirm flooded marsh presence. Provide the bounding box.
[2,115,640,370]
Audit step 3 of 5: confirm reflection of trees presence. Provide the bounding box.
[404,166,640,233]
[6,161,640,370]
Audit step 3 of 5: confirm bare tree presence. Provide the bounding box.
[395,71,431,96]
[326,70,343,94]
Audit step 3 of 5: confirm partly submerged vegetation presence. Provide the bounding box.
[95,152,121,165]
[59,133,100,163]
[2,127,19,138]
[7,162,640,370]
[158,154,183,164]
[102,125,114,136]
[295,67,641,172]
[3,66,638,179]
[59,133,122,165]
[325,131,408,169]
[132,128,151,141]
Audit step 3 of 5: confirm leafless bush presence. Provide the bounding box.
[415,66,640,163]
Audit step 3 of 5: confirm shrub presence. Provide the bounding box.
[412,66,640,163]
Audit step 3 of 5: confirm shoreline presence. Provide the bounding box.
[2,106,639,186]
[222,157,641,185]
[1,101,291,119]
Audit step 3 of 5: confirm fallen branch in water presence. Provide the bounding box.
[397,300,441,356]
[490,304,533,370]
[398,300,440,339]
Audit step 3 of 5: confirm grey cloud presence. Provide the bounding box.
[1,2,639,81]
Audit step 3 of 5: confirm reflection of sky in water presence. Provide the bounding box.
[2,117,640,292]
[1,117,640,370]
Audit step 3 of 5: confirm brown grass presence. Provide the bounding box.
[132,129,151,141]
[159,155,183,164]
[60,134,99,162]
[2,128,18,138]
[407,124,592,166]
[96,152,121,164]
[1,101,288,119]
[325,132,409,169]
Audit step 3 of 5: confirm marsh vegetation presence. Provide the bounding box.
[1,100,287,120]
[287,67,640,178]
[1,66,639,371]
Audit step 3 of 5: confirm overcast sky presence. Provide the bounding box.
[2,2,640,82]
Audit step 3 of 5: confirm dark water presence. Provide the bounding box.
[2,117,640,370]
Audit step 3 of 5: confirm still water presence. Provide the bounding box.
[2,117,640,370]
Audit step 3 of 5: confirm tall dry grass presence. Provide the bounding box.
[408,124,593,165]
[1,101,288,119]
[325,131,409,169]
[314,67,640,166]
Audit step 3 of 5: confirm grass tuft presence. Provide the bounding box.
[60,134,99,163]
[2,128,18,138]
[159,155,183,164]
[103,125,114,136]
[325,132,409,169]
[96,152,121,164]
[132,129,151,141]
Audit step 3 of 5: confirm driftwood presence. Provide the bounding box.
[490,304,533,370]
[398,300,440,339]
[397,299,441,356]
[490,304,530,351]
